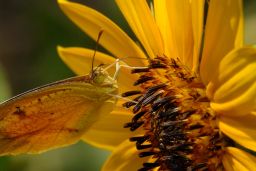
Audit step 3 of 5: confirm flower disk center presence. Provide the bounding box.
[122,56,224,171]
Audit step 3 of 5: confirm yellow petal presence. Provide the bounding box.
[115,0,164,58]
[208,46,256,116]
[57,46,140,92]
[200,0,244,84]
[165,0,194,70]
[58,0,147,66]
[155,0,204,72]
[219,114,256,151]
[191,0,205,72]
[153,0,173,57]
[58,46,115,75]
[222,155,235,171]
[102,139,151,171]
[223,147,256,171]
[82,100,142,151]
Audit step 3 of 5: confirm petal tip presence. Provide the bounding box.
[57,0,68,5]
[56,45,67,60]
[57,45,64,52]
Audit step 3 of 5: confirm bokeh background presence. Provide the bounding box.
[0,0,255,171]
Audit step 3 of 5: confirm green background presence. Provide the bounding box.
[0,0,255,171]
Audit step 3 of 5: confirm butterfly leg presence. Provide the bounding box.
[113,59,148,80]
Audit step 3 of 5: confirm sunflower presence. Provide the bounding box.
[57,0,256,170]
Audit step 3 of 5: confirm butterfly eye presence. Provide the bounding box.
[93,73,106,84]
[90,67,109,85]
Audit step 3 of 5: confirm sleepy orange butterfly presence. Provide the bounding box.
[0,29,120,156]
[0,65,118,156]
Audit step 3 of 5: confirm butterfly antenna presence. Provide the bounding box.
[91,30,104,76]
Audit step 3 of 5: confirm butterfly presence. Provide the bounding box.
[0,63,118,156]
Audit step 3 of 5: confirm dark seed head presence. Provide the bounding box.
[123,57,223,171]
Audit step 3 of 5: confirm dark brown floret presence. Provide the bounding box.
[134,76,155,86]
[131,67,150,73]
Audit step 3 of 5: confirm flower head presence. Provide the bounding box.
[57,0,256,170]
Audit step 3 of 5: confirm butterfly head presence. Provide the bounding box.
[90,65,117,87]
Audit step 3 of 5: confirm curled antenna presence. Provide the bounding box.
[91,29,104,77]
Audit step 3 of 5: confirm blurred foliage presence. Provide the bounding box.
[0,65,11,171]
[244,0,256,44]
[0,142,109,171]
[0,0,255,171]
[0,65,11,101]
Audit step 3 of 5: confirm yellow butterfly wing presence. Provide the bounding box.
[0,74,117,156]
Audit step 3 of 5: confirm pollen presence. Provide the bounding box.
[123,56,228,171]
